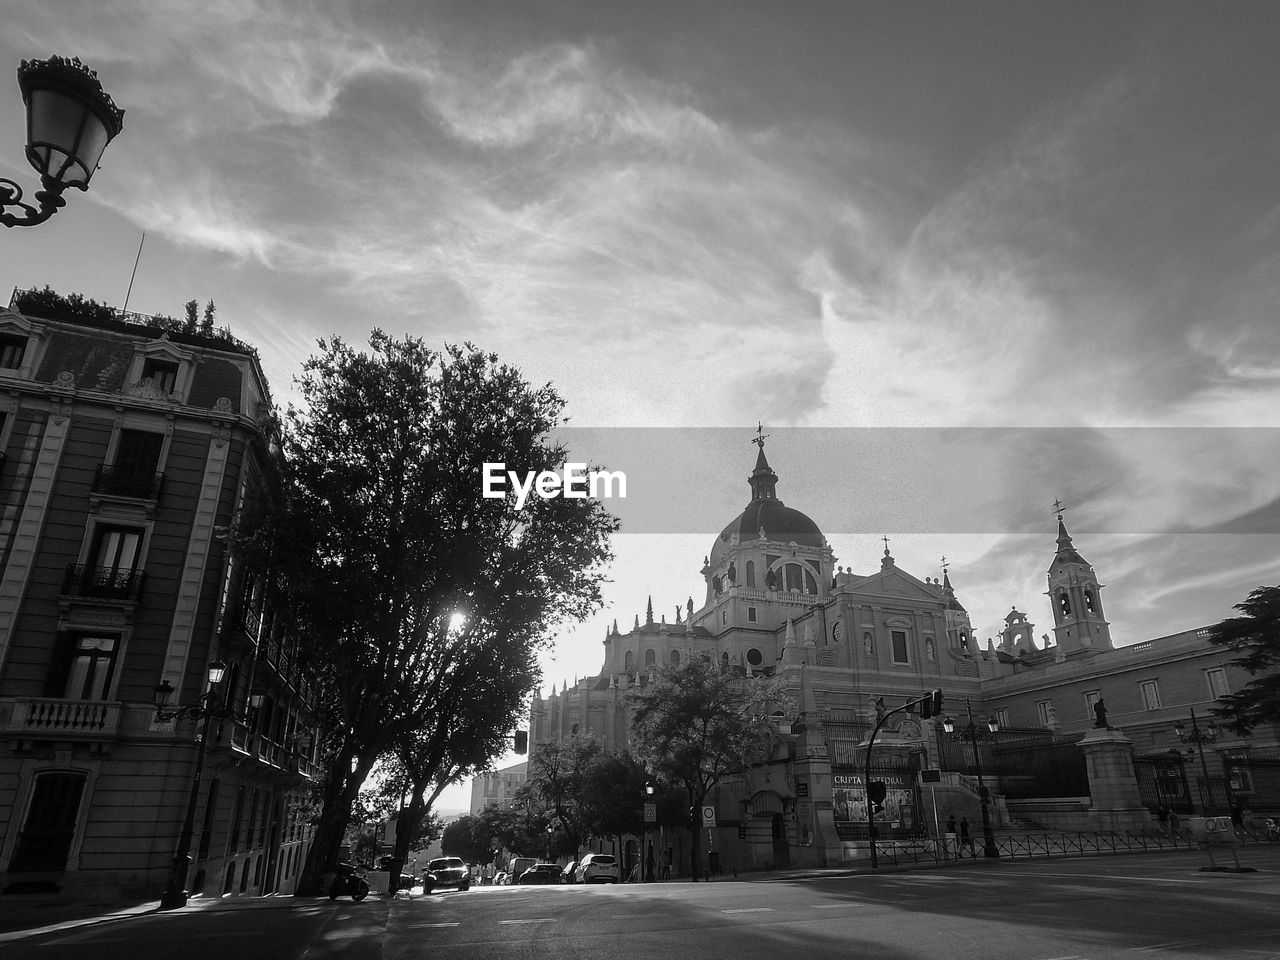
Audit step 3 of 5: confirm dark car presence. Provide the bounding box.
[423,856,472,893]
[517,862,564,885]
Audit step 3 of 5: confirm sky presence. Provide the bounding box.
[3,1,1279,814]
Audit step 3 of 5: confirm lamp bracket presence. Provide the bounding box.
[0,176,66,228]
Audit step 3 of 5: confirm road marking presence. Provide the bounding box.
[408,922,460,928]
[997,871,1203,885]
[812,904,853,909]
[1131,941,1202,952]
[1036,956,1083,960]
[499,918,554,924]
[722,908,773,914]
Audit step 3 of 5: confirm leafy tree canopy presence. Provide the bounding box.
[1208,584,1280,736]
[628,658,786,878]
[282,333,617,893]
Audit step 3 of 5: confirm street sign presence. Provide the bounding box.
[920,769,942,784]
[797,782,809,797]
[644,802,656,822]
[701,805,717,827]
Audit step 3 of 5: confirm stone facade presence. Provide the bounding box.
[529,441,1279,871]
[0,296,321,899]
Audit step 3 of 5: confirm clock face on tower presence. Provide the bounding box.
[832,622,843,643]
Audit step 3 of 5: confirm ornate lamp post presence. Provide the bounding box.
[644,780,656,882]
[2,56,124,227]
[942,701,1001,859]
[153,659,238,909]
[1173,707,1219,815]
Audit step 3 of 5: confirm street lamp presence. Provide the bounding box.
[644,781,656,882]
[1173,707,1219,815]
[2,56,124,228]
[942,701,1000,859]
[153,658,237,909]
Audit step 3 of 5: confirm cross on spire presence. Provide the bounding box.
[940,555,949,574]
[751,421,770,449]
[881,534,891,554]
[1052,498,1065,519]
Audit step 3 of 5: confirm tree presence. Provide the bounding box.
[281,334,617,894]
[1208,584,1280,735]
[527,734,601,855]
[581,749,647,869]
[440,815,492,865]
[628,659,783,881]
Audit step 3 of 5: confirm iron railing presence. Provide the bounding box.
[873,828,1275,867]
[62,563,145,600]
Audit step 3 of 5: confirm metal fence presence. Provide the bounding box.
[936,726,1090,799]
[873,827,1277,867]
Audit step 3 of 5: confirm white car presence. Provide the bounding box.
[572,853,619,884]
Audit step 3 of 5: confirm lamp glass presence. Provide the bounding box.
[1173,720,1185,738]
[207,659,227,686]
[942,716,955,734]
[153,679,174,708]
[987,717,999,734]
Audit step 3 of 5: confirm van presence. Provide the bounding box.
[507,857,537,884]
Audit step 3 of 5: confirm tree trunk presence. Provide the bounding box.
[295,747,376,895]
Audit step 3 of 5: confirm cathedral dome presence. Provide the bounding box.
[709,443,824,565]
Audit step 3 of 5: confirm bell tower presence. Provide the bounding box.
[1045,507,1113,654]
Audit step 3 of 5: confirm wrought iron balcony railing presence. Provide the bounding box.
[92,463,165,500]
[62,563,145,601]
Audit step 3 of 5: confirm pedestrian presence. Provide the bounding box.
[945,814,958,858]
[1167,808,1180,840]
[1156,805,1169,834]
[960,816,974,854]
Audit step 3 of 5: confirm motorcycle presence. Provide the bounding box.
[328,861,371,901]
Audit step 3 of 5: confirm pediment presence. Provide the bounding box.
[845,567,944,604]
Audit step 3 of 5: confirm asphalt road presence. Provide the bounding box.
[8,847,1280,960]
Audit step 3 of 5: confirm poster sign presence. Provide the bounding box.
[644,802,657,822]
[701,805,717,827]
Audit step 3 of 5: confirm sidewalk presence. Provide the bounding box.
[0,894,159,943]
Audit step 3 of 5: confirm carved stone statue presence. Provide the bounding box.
[1093,698,1109,729]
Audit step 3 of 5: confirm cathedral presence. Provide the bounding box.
[527,436,1268,870]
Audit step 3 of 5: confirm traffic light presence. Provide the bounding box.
[867,780,887,815]
[514,730,528,754]
[930,688,944,717]
[917,694,931,719]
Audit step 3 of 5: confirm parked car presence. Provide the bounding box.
[507,857,537,885]
[518,862,564,885]
[561,859,578,884]
[423,857,472,893]
[572,853,620,884]
[493,871,507,886]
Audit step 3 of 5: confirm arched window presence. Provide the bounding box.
[1059,591,1072,617]
[785,563,803,592]
[959,632,969,652]
[1084,589,1096,614]
[624,650,634,671]
[712,576,722,595]
[645,648,656,667]
[670,649,680,665]
[745,561,755,588]
[720,652,729,669]
[804,570,818,595]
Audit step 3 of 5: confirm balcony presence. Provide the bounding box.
[4,697,123,740]
[62,563,145,601]
[93,463,165,500]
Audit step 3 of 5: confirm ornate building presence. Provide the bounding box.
[529,437,1276,871]
[0,291,320,900]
